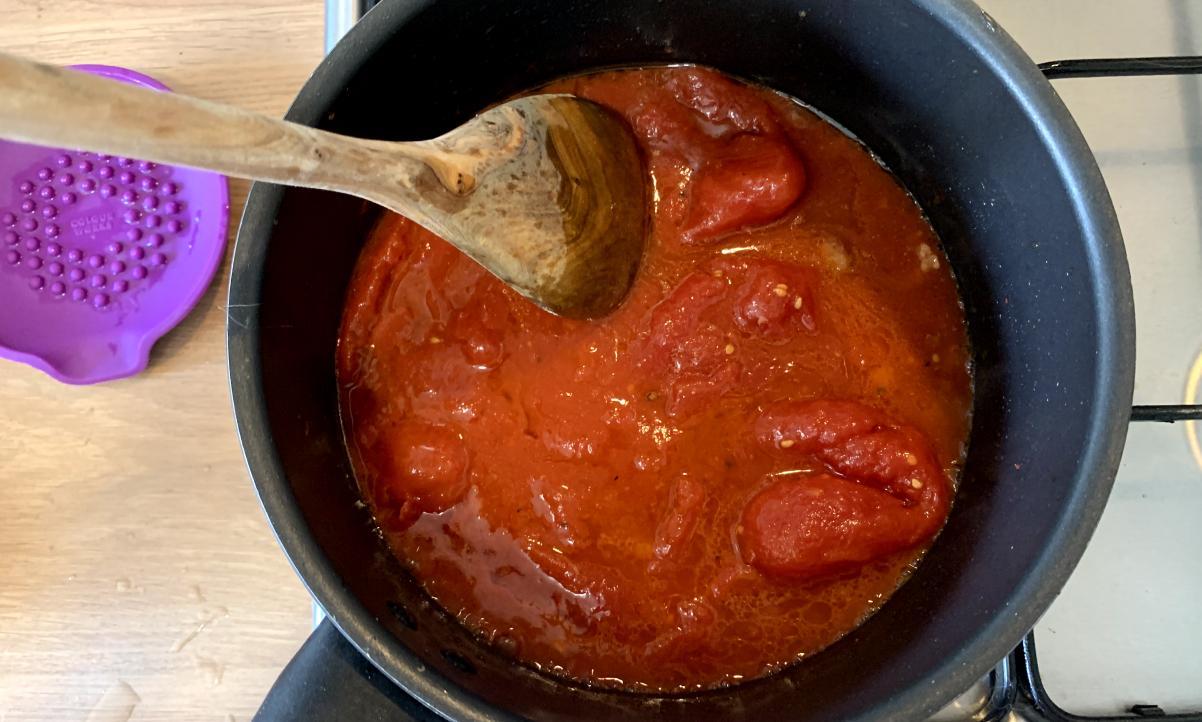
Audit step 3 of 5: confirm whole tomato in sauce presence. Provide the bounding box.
[337,66,972,692]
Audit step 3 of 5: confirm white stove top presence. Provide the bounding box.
[936,0,1202,717]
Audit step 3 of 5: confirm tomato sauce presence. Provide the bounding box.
[336,66,972,691]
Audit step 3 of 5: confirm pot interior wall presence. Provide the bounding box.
[242,0,1130,719]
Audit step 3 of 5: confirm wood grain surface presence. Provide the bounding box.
[0,2,324,720]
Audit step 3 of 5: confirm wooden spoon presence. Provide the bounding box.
[0,53,646,318]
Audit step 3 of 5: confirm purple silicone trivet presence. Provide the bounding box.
[0,65,229,384]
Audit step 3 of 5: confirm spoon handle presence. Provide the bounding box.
[0,52,426,200]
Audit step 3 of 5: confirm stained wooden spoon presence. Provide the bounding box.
[0,53,646,318]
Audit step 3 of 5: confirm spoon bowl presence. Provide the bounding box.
[359,94,647,318]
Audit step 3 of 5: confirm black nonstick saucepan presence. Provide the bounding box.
[228,0,1137,719]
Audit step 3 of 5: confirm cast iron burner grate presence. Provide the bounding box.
[967,53,1202,722]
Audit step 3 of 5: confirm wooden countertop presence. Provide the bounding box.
[0,2,324,719]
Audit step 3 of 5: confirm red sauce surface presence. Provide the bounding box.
[337,66,972,691]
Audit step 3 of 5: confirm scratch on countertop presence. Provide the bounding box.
[194,654,225,686]
[170,605,229,653]
[84,680,140,722]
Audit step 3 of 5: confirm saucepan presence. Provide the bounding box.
[227,0,1135,719]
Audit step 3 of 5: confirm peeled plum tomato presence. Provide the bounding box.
[740,400,950,578]
[383,421,470,516]
[681,134,808,242]
[640,257,818,418]
[337,66,972,692]
[564,66,807,244]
